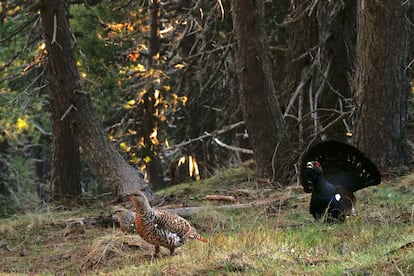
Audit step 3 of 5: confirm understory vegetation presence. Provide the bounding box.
[0,164,413,275]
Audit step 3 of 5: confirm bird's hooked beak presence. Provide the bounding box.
[306,161,321,169]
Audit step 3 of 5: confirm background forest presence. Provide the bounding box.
[1,1,414,275]
[0,0,413,214]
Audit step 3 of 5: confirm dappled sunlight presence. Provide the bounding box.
[0,0,413,275]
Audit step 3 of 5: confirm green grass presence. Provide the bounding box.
[0,164,413,275]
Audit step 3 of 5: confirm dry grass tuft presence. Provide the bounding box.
[82,232,148,269]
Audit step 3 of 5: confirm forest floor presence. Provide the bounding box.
[0,163,413,275]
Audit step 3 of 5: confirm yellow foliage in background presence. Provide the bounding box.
[119,142,130,152]
[15,116,29,132]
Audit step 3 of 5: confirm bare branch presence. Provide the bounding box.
[34,123,52,136]
[0,17,36,43]
[284,62,316,118]
[0,16,41,72]
[60,104,78,121]
[205,194,237,203]
[51,14,63,49]
[212,136,253,154]
[170,121,245,149]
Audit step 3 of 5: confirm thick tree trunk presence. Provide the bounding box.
[280,1,357,146]
[40,1,81,200]
[280,0,318,145]
[354,0,410,167]
[39,0,151,197]
[50,121,81,199]
[314,1,357,141]
[231,0,293,182]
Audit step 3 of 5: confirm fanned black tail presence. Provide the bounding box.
[300,140,381,193]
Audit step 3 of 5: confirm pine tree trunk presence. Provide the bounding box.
[39,0,81,200]
[39,0,151,198]
[50,120,81,199]
[353,0,410,168]
[231,0,293,182]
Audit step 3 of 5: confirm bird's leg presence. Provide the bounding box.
[169,247,175,256]
[153,245,160,258]
[350,207,356,216]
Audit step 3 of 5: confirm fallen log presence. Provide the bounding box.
[56,198,280,232]
[163,198,277,217]
[205,194,238,203]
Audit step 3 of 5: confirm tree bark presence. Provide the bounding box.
[142,0,165,190]
[50,119,81,199]
[231,0,293,183]
[313,1,357,142]
[280,1,357,146]
[39,0,151,198]
[39,1,81,200]
[354,0,410,167]
[280,0,318,145]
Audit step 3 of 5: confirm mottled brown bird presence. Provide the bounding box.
[130,192,207,257]
[114,208,136,234]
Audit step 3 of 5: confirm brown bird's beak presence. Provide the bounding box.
[130,195,139,208]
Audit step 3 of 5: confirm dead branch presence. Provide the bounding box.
[51,14,63,49]
[56,198,279,232]
[205,194,237,203]
[284,62,316,118]
[308,0,320,16]
[171,121,245,149]
[60,104,78,121]
[0,17,40,72]
[297,109,353,165]
[33,123,52,137]
[211,136,253,154]
[0,17,35,43]
[164,199,277,218]
[277,1,313,27]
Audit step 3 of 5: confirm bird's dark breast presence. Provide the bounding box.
[310,192,353,222]
[310,197,330,217]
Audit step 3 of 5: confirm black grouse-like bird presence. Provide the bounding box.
[300,140,381,222]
